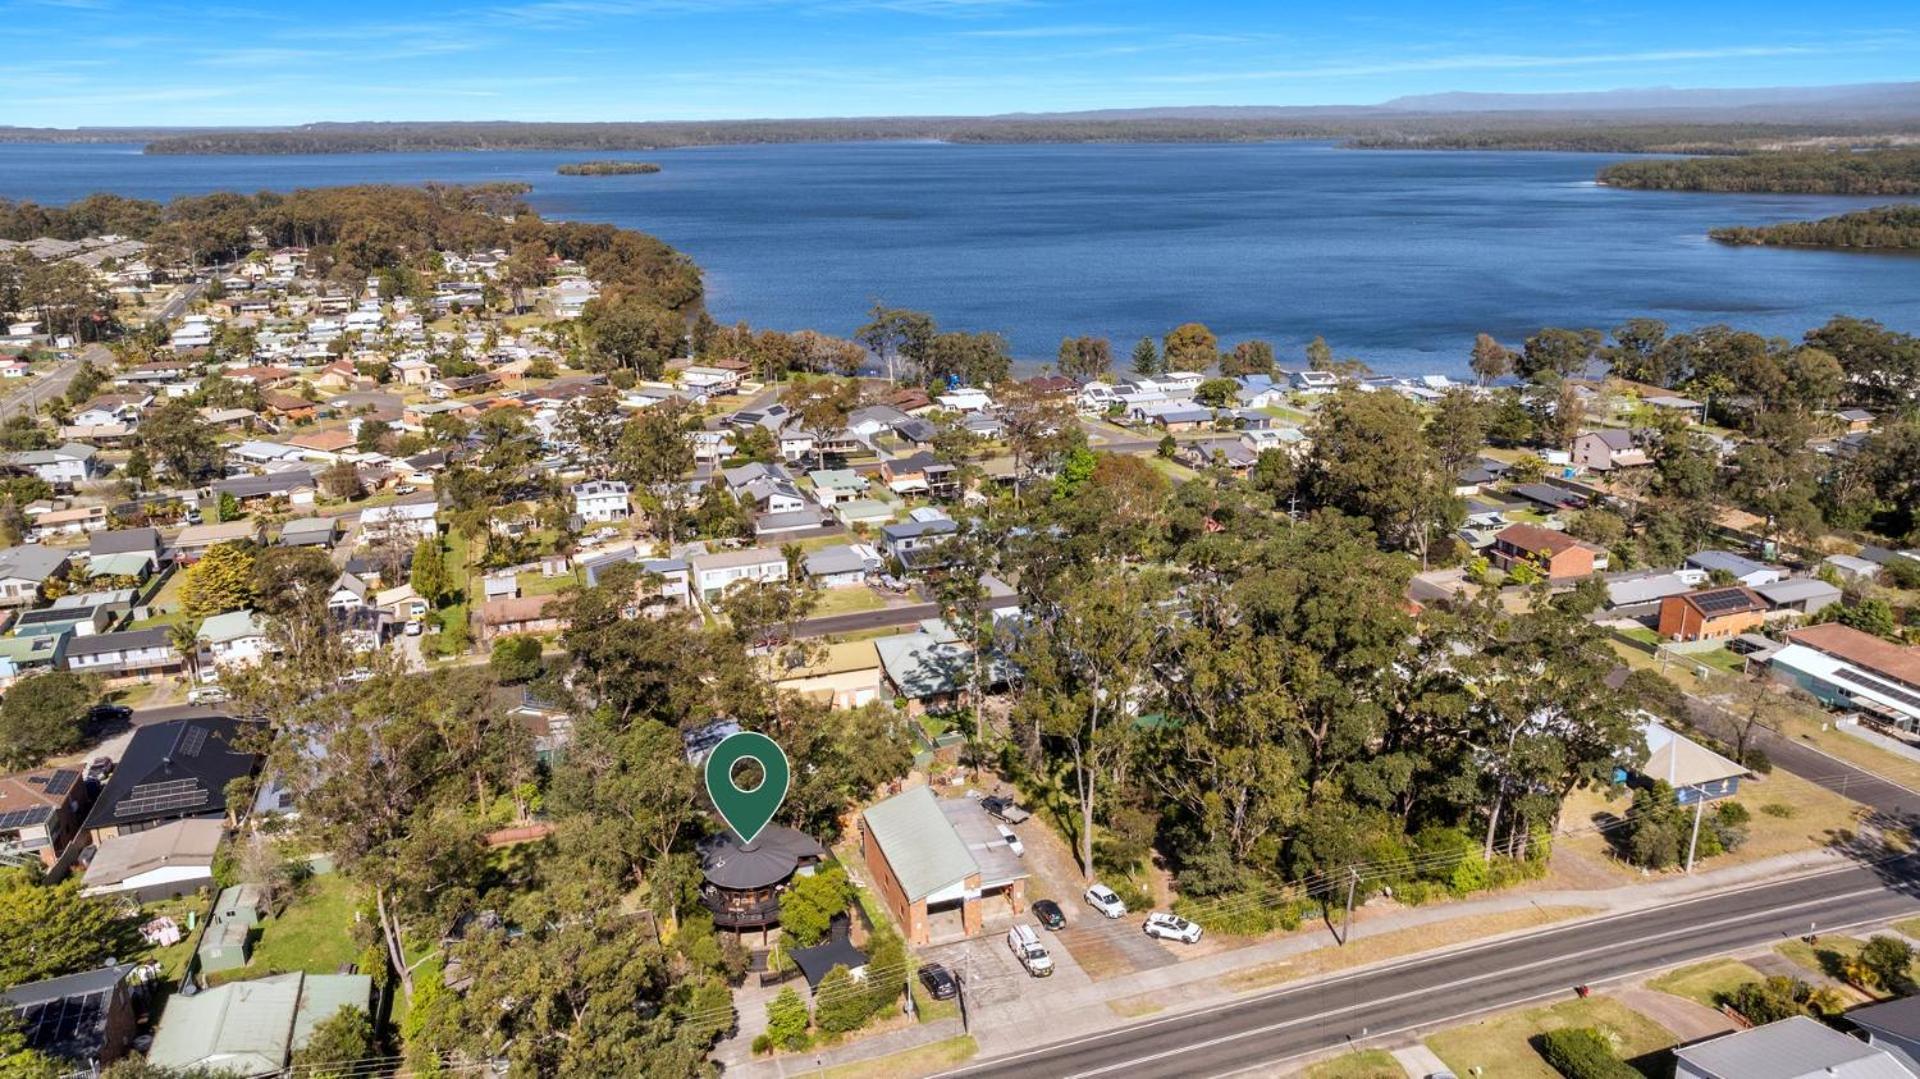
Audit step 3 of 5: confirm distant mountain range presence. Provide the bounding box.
[6,81,1920,155]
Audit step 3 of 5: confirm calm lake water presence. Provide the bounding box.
[4,140,1917,376]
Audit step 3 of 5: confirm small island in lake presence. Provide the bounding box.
[1711,203,1920,250]
[1597,148,1920,194]
[557,160,662,176]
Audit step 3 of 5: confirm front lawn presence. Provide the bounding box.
[1302,1049,1403,1078]
[1426,996,1675,1079]
[812,586,887,617]
[1647,958,1766,1008]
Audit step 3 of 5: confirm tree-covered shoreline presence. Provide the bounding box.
[557,160,662,176]
[1712,203,1920,250]
[1598,148,1920,194]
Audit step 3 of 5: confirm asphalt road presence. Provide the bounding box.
[797,594,1020,638]
[945,859,1920,1079]
[1682,692,1920,821]
[0,343,99,420]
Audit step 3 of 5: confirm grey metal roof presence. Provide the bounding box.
[63,627,173,658]
[697,825,826,890]
[1675,1015,1912,1078]
[89,526,161,557]
[1687,549,1769,577]
[805,545,869,578]
[0,545,70,584]
[861,786,978,903]
[1606,572,1694,608]
[1755,578,1843,606]
[1849,992,1920,1041]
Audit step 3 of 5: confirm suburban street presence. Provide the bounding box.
[0,342,98,420]
[944,858,1920,1079]
[936,709,1920,1079]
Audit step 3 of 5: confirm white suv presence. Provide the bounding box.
[1084,883,1127,919]
[1143,912,1202,943]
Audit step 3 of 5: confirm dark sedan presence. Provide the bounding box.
[917,962,957,1001]
[1032,899,1066,930]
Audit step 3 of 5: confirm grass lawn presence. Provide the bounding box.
[1427,996,1676,1079]
[1896,917,1920,940]
[1220,906,1597,993]
[811,1035,977,1079]
[1301,1050,1403,1078]
[135,895,212,983]
[1691,648,1749,676]
[1556,770,1861,874]
[1147,457,1200,482]
[516,570,580,597]
[1772,934,1888,1003]
[1618,626,1661,647]
[249,871,364,975]
[812,587,887,617]
[1647,958,1767,1008]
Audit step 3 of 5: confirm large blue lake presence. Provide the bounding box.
[4,141,1917,376]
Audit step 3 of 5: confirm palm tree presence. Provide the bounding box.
[169,619,204,686]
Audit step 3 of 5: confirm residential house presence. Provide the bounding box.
[172,521,264,563]
[1823,553,1882,585]
[1487,524,1606,580]
[359,501,440,543]
[1753,577,1843,617]
[571,480,632,523]
[861,786,1028,946]
[768,639,886,709]
[1846,995,1920,1075]
[1639,718,1748,804]
[1768,622,1920,731]
[1685,550,1783,588]
[808,468,869,507]
[1,964,138,1074]
[277,517,338,549]
[678,364,742,393]
[874,624,1004,715]
[327,572,372,614]
[1603,569,1703,613]
[90,526,164,570]
[198,610,273,674]
[0,766,90,869]
[880,451,959,499]
[213,470,317,508]
[81,716,261,841]
[1672,1014,1911,1079]
[1288,370,1340,393]
[1152,406,1214,433]
[0,635,71,686]
[475,594,564,641]
[724,463,807,514]
[1509,482,1585,514]
[229,439,305,467]
[689,547,788,605]
[1571,429,1651,472]
[696,825,826,932]
[835,499,895,529]
[1836,408,1876,433]
[286,428,356,459]
[147,972,372,1076]
[936,387,993,413]
[30,503,109,539]
[880,515,958,566]
[70,393,149,430]
[1658,586,1768,642]
[81,817,224,899]
[755,508,828,537]
[804,544,879,589]
[8,442,100,487]
[262,392,317,422]
[62,627,180,677]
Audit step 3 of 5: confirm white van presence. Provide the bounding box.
[1006,924,1053,977]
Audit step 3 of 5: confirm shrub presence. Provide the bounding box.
[1537,1027,1637,1079]
[1105,876,1153,913]
[1760,803,1795,819]
[1861,935,1916,994]
[1724,975,1813,1025]
[488,634,543,684]
[813,965,867,1034]
[779,865,854,947]
[751,1034,773,1056]
[1743,749,1773,775]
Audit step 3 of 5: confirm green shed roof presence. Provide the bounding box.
[861,786,977,903]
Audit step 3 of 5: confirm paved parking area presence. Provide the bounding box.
[1056,917,1180,981]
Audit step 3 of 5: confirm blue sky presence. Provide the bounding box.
[3,0,1916,127]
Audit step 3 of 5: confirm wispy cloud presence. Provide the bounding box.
[955,22,1133,38]
[1144,44,1838,84]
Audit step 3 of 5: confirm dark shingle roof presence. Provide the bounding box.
[82,716,260,832]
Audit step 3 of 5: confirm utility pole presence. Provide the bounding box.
[1340,867,1359,945]
[904,963,916,1018]
[1684,792,1705,874]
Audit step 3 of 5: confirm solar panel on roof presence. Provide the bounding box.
[115,778,207,818]
[175,725,208,757]
[0,805,54,830]
[1833,666,1920,712]
[1692,589,1756,615]
[40,770,78,797]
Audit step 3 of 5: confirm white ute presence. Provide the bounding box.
[1006,924,1054,977]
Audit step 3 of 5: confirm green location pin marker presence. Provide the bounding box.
[704,731,791,847]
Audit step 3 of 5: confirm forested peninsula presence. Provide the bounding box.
[557,160,662,176]
[1598,148,1920,194]
[128,116,1920,156]
[1711,203,1920,250]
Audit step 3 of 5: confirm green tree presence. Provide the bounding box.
[1056,335,1112,381]
[410,538,452,607]
[489,635,543,685]
[1305,335,1334,371]
[1130,336,1160,377]
[289,1006,374,1079]
[780,376,862,469]
[0,672,99,770]
[1470,332,1513,386]
[138,397,223,482]
[764,986,811,1051]
[1163,322,1218,373]
[1221,339,1275,377]
[1518,327,1603,381]
[812,965,869,1034]
[0,1016,61,1079]
[777,864,853,947]
[1193,377,1238,408]
[1860,934,1916,995]
[0,868,131,986]
[856,305,936,386]
[581,296,683,378]
[1307,389,1461,567]
[181,541,257,617]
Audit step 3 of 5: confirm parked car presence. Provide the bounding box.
[1031,899,1066,930]
[84,756,113,782]
[1143,912,1203,944]
[404,620,424,636]
[997,824,1024,857]
[917,963,957,1000]
[187,686,229,705]
[980,795,1032,824]
[88,703,132,724]
[1084,883,1128,919]
[1006,924,1053,977]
